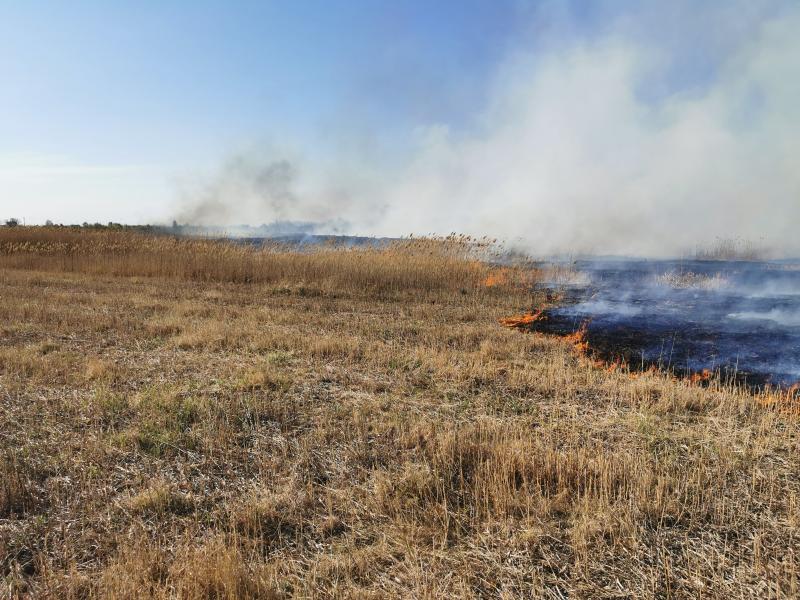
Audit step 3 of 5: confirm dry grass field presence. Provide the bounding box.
[1,228,798,598]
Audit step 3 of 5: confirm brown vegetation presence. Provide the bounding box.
[0,228,798,598]
[0,227,512,294]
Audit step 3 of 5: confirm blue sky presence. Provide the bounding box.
[0,1,648,166]
[1,0,798,255]
[0,1,535,222]
[1,1,535,221]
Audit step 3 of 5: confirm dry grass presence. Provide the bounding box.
[0,227,515,296]
[0,228,798,598]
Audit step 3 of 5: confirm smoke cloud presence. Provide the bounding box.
[176,2,800,257]
[174,148,382,233]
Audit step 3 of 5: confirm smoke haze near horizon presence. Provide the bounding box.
[175,1,800,257]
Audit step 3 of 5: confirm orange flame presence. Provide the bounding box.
[499,310,543,329]
[604,357,625,373]
[758,383,800,416]
[564,322,589,354]
[689,369,713,384]
[483,269,510,287]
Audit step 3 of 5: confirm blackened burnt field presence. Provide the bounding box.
[530,258,800,390]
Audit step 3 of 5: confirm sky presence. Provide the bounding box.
[0,0,529,223]
[1,1,798,256]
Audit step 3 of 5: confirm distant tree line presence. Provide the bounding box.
[1,219,167,232]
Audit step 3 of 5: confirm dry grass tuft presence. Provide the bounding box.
[126,480,194,516]
[0,454,40,518]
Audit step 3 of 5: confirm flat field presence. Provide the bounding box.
[0,228,798,598]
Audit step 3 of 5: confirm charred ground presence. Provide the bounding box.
[522,259,800,392]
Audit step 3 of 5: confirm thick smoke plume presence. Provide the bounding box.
[176,2,800,257]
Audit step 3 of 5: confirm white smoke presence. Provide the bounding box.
[178,2,800,257]
[376,3,800,256]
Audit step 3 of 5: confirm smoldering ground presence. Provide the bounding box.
[529,257,800,387]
